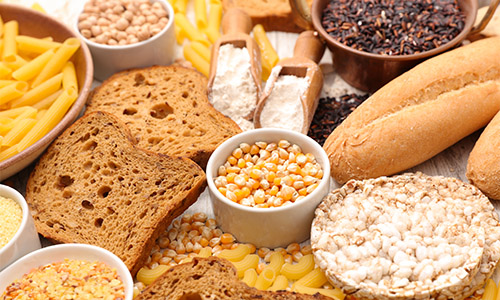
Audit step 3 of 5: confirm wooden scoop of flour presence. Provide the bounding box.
[254,30,325,134]
[207,7,262,119]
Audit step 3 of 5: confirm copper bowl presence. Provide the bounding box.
[0,4,93,181]
[290,0,499,92]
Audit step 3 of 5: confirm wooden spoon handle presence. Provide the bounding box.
[293,30,325,63]
[221,8,253,35]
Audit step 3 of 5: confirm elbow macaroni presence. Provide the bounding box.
[217,244,251,262]
[255,268,276,290]
[292,267,328,288]
[280,254,315,280]
[242,268,258,287]
[232,254,259,278]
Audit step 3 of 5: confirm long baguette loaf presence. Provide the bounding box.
[323,37,500,184]
[467,110,500,200]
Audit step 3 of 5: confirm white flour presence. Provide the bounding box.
[209,44,257,131]
[260,70,309,132]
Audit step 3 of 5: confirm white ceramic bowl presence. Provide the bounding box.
[206,128,331,248]
[0,184,40,271]
[0,244,134,299]
[75,0,175,81]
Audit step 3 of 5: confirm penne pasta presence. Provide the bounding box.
[32,89,63,110]
[190,41,211,62]
[16,35,62,54]
[0,15,3,39]
[204,0,222,43]
[36,109,47,120]
[0,106,33,118]
[62,61,78,91]
[11,73,63,108]
[174,13,210,46]
[0,81,28,106]
[0,144,18,161]
[175,25,185,45]
[3,54,27,70]
[0,61,11,79]
[174,0,188,14]
[253,24,279,81]
[12,48,55,81]
[194,0,208,30]
[31,3,47,13]
[0,79,15,88]
[2,118,36,146]
[31,37,80,87]
[183,43,209,77]
[2,20,18,59]
[17,87,77,152]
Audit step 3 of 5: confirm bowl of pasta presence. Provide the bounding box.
[0,4,93,181]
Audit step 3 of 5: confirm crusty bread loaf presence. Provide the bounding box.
[86,66,241,168]
[467,110,500,200]
[323,37,500,184]
[136,256,330,300]
[222,0,312,32]
[26,111,206,276]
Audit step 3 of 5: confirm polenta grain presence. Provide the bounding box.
[0,196,22,249]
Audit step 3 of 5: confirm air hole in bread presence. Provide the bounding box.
[125,200,132,205]
[150,191,157,197]
[182,91,189,98]
[182,120,187,125]
[118,176,124,181]
[150,103,173,119]
[58,175,74,188]
[102,169,111,176]
[148,137,162,145]
[91,128,99,136]
[108,161,118,170]
[83,140,97,151]
[188,124,195,129]
[134,73,145,86]
[82,200,94,210]
[47,220,54,228]
[132,169,139,174]
[224,289,231,296]
[158,189,166,196]
[179,293,202,300]
[79,133,90,142]
[95,218,103,228]
[139,210,147,219]
[83,161,92,170]
[98,186,111,198]
[147,129,152,134]
[62,191,73,199]
[155,179,162,186]
[128,244,133,250]
[107,207,115,214]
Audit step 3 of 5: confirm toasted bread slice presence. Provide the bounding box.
[136,256,331,300]
[26,111,206,276]
[86,66,241,168]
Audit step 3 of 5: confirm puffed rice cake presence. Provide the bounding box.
[311,172,500,300]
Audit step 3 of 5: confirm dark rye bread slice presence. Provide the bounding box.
[136,256,330,300]
[25,111,206,276]
[86,66,242,168]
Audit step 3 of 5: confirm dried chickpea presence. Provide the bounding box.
[78,0,169,46]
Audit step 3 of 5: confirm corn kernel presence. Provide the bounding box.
[158,236,169,249]
[301,244,312,255]
[240,143,251,153]
[246,243,257,253]
[234,175,246,187]
[296,153,307,165]
[218,187,227,196]
[258,247,270,258]
[218,165,227,176]
[256,262,266,274]
[273,177,281,186]
[260,179,270,189]
[226,173,236,183]
[306,183,319,194]
[278,140,290,148]
[200,238,209,247]
[266,171,276,182]
[255,141,267,149]
[226,166,241,173]
[237,158,246,168]
[254,189,265,204]
[193,212,207,223]
[250,145,260,155]
[232,148,243,159]
[284,254,293,264]
[206,218,217,229]
[181,214,193,224]
[227,156,237,165]
[250,168,263,180]
[298,188,307,196]
[212,228,223,237]
[241,187,251,198]
[286,243,300,253]
[269,185,279,196]
[220,233,235,244]
[226,191,237,202]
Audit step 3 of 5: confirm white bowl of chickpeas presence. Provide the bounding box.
[75,0,175,80]
[206,128,331,248]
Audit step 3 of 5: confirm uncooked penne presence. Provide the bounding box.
[174,0,188,14]
[32,89,63,110]
[0,79,15,88]
[16,35,62,54]
[204,0,222,43]
[12,48,55,81]
[2,118,36,146]
[0,106,33,118]
[17,87,77,152]
[11,73,63,108]
[0,15,4,39]
[174,13,210,46]
[183,43,209,77]
[194,0,208,30]
[190,41,211,62]
[4,54,28,70]
[0,62,11,78]
[0,81,27,106]
[2,20,18,59]
[0,145,18,161]
[62,61,77,91]
[31,38,79,87]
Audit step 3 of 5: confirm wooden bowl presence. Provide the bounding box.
[0,4,93,181]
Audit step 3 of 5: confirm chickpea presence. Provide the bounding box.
[115,18,129,31]
[146,15,158,24]
[113,5,124,14]
[125,26,137,35]
[80,29,92,39]
[154,8,168,18]
[116,31,128,41]
[78,20,92,30]
[95,33,109,44]
[123,10,133,21]
[118,39,128,45]
[108,38,118,45]
[87,15,98,26]
[137,27,150,41]
[91,25,102,37]
[97,17,110,26]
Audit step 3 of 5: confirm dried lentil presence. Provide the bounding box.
[321,0,466,55]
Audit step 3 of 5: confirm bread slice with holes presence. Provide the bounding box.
[25,111,206,276]
[136,256,331,300]
[86,65,242,168]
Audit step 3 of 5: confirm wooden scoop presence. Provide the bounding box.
[207,8,262,118]
[254,30,325,134]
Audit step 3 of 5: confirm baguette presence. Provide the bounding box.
[25,111,206,276]
[467,110,500,200]
[323,37,500,184]
[136,256,330,300]
[86,66,242,168]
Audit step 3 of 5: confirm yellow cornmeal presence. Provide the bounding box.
[0,195,22,249]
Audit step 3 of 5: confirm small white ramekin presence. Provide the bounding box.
[206,128,331,248]
[0,243,134,299]
[75,0,176,81]
[0,184,41,271]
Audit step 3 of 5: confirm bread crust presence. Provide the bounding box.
[467,109,500,200]
[323,37,500,184]
[26,111,206,276]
